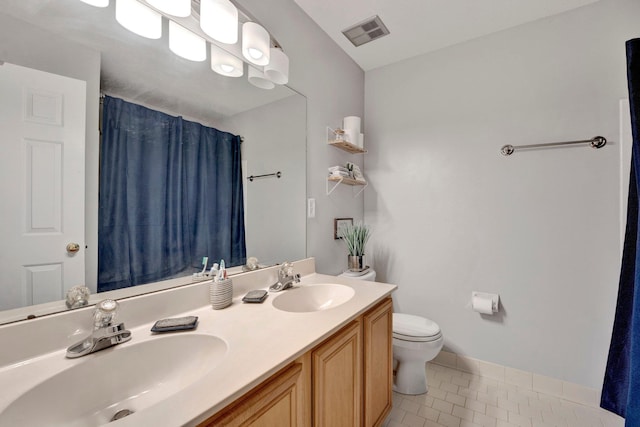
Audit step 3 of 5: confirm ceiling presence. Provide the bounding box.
[1,0,293,124]
[1,0,602,119]
[293,0,600,71]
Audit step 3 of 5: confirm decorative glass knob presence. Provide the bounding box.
[278,261,294,278]
[93,299,119,329]
[243,256,259,271]
[65,285,91,309]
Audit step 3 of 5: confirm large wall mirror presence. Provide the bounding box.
[0,0,307,324]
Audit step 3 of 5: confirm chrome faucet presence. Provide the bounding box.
[269,262,301,292]
[66,299,131,359]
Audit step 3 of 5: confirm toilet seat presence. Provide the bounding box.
[393,313,441,342]
[393,331,442,343]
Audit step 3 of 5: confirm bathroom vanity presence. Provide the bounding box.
[201,297,393,427]
[0,258,396,426]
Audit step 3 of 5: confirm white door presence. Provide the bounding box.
[0,62,86,310]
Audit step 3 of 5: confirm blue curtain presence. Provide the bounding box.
[602,38,640,424]
[98,96,245,291]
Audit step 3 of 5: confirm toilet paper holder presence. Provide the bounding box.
[471,292,500,314]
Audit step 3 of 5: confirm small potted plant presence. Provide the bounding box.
[339,222,371,272]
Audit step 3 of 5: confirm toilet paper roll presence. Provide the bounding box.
[358,133,364,148]
[344,129,358,145]
[472,293,495,315]
[343,116,361,133]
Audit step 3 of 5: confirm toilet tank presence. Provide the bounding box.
[339,269,376,281]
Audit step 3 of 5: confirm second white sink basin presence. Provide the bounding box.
[273,284,355,313]
[0,333,227,427]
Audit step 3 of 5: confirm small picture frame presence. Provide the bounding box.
[334,217,353,240]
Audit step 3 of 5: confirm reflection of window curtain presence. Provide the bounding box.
[98,96,245,291]
[601,39,640,424]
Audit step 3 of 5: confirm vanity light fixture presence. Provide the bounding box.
[242,22,270,66]
[210,44,243,77]
[80,0,110,7]
[146,0,191,17]
[115,0,162,39]
[248,66,275,90]
[200,0,238,45]
[264,47,289,85]
[80,0,289,89]
[169,21,207,62]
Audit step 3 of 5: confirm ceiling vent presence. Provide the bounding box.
[342,15,390,47]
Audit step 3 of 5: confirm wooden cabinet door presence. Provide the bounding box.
[199,361,308,427]
[312,320,362,427]
[363,298,393,427]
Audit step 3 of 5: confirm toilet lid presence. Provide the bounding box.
[393,313,441,339]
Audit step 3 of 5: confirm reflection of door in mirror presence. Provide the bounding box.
[0,63,86,310]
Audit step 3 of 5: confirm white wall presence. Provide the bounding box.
[0,14,101,292]
[364,0,640,389]
[219,95,307,266]
[239,0,366,275]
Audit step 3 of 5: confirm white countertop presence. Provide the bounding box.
[0,261,396,427]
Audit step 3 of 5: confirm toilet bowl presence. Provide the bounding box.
[337,268,444,395]
[392,313,443,395]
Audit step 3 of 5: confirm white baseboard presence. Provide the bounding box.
[432,350,600,408]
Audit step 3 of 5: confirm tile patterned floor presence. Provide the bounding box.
[383,363,624,427]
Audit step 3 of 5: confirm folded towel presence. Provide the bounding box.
[329,170,350,177]
[328,166,349,173]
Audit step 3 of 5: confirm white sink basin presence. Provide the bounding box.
[273,284,355,313]
[0,333,227,427]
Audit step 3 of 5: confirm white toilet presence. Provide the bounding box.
[392,313,443,395]
[339,267,444,395]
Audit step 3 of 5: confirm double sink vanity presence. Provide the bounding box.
[0,258,396,426]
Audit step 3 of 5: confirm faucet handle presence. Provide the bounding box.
[93,299,119,329]
[65,285,91,309]
[278,262,294,278]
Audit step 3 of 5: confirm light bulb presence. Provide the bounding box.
[115,0,162,39]
[248,66,275,90]
[264,48,289,85]
[248,48,263,60]
[210,44,243,77]
[146,0,191,17]
[242,22,270,66]
[169,21,206,62]
[200,0,238,44]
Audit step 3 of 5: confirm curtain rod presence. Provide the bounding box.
[500,136,606,156]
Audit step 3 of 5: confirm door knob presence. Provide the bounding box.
[66,243,80,253]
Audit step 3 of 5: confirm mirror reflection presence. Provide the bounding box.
[0,0,306,324]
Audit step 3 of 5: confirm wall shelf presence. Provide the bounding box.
[328,140,367,154]
[327,127,367,154]
[326,176,368,197]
